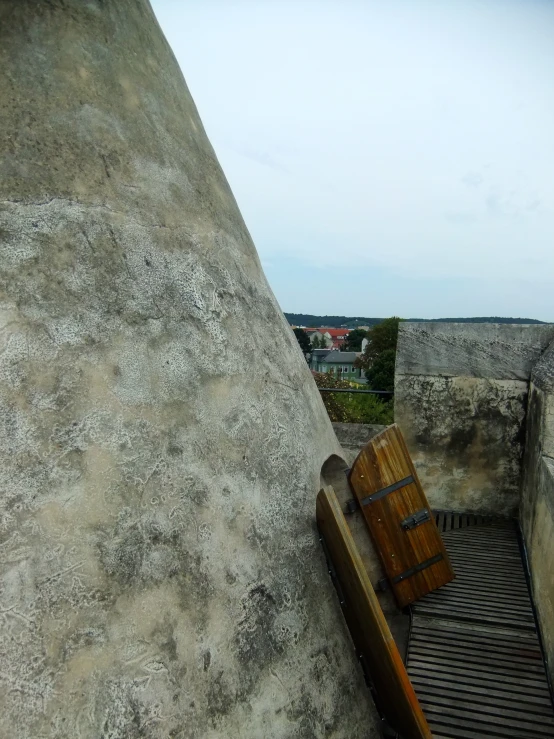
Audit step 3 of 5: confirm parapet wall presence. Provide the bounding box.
[520,340,554,677]
[332,422,386,464]
[395,322,554,515]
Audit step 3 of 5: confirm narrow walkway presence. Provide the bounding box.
[406,514,554,738]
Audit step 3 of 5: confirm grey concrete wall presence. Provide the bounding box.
[396,322,554,380]
[520,340,554,679]
[395,322,554,515]
[0,3,379,737]
[523,456,554,678]
[332,422,387,464]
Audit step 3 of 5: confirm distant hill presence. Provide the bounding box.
[408,317,547,324]
[285,314,382,329]
[284,313,547,329]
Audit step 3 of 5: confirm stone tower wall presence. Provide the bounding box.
[0,2,378,736]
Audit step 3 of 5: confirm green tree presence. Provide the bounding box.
[342,328,368,351]
[366,348,396,392]
[356,316,401,390]
[311,334,328,349]
[312,371,393,424]
[293,328,311,360]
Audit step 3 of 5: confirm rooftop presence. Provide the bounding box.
[306,328,350,337]
[321,351,359,363]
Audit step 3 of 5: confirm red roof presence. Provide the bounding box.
[305,328,350,338]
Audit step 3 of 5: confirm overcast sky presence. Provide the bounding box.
[151,0,554,320]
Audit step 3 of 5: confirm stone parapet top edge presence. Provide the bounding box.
[395,373,530,382]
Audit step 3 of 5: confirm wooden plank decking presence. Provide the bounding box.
[408,515,554,738]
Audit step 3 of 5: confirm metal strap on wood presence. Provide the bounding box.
[346,474,416,513]
[392,553,444,584]
[359,474,415,507]
[401,508,431,530]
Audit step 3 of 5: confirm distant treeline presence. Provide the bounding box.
[285,314,382,328]
[285,313,546,328]
[410,317,546,324]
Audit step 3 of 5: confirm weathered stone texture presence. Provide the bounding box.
[331,422,386,464]
[530,341,554,459]
[396,322,554,380]
[0,2,378,736]
[522,455,554,679]
[395,323,554,515]
[520,339,554,680]
[395,374,528,514]
[534,340,554,394]
[520,383,554,529]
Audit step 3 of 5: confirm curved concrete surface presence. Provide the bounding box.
[0,2,379,736]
